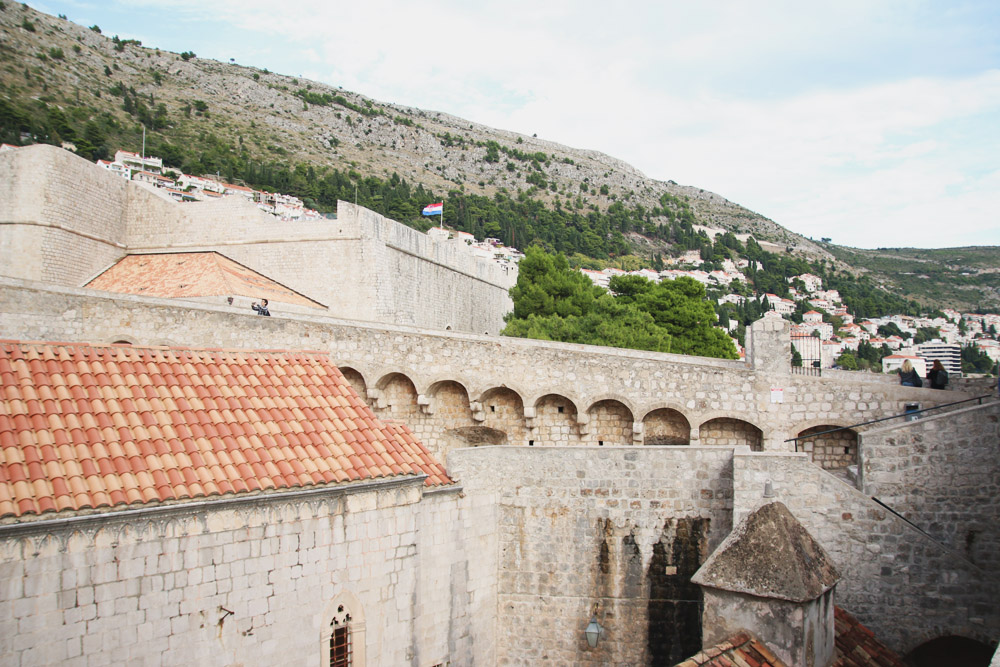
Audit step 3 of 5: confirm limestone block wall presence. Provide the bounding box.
[0,480,493,667]
[0,280,970,456]
[859,402,1000,573]
[355,203,515,334]
[1,146,513,333]
[449,446,735,666]
[795,425,858,469]
[0,145,131,285]
[732,450,1000,654]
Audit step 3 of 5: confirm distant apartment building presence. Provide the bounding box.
[789,272,823,293]
[917,340,962,376]
[114,150,162,175]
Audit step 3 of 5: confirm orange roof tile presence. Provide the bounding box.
[676,631,788,667]
[85,252,325,309]
[833,607,906,667]
[0,341,450,519]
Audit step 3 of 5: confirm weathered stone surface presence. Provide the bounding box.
[693,501,839,602]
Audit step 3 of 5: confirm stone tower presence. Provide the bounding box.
[692,501,840,667]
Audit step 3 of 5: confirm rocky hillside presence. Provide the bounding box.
[0,4,826,255]
[821,243,1000,312]
[7,4,1000,312]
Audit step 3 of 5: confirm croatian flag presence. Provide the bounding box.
[422,202,443,216]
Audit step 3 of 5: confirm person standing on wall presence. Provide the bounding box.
[251,298,270,316]
[927,360,949,390]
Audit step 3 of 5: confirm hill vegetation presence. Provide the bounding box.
[1,3,997,314]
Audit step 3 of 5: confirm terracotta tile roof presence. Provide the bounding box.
[85,252,326,309]
[833,607,905,667]
[675,631,788,667]
[0,340,450,519]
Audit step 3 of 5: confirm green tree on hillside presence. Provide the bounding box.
[503,248,737,359]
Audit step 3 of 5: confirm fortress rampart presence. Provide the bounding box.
[0,145,514,334]
[0,278,970,457]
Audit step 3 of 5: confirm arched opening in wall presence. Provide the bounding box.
[796,425,857,470]
[698,418,763,451]
[424,380,473,465]
[904,636,995,667]
[479,387,527,446]
[585,399,634,446]
[643,408,691,445]
[321,593,366,667]
[377,373,421,423]
[533,394,579,446]
[339,367,368,405]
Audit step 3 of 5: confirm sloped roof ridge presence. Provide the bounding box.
[675,630,788,667]
[691,501,840,602]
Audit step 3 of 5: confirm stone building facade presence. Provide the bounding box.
[0,480,495,666]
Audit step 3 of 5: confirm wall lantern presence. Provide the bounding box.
[584,614,604,648]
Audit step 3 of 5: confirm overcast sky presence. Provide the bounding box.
[33,0,1000,249]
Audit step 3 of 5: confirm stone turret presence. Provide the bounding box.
[692,501,840,667]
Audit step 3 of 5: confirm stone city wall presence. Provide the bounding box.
[0,144,137,286]
[449,446,735,666]
[732,449,1000,655]
[0,146,513,334]
[0,479,493,667]
[859,402,1000,574]
[0,279,971,461]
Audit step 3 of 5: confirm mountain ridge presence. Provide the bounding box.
[3,3,999,311]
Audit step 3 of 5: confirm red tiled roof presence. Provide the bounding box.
[676,631,788,667]
[0,340,450,519]
[833,607,905,667]
[86,252,325,309]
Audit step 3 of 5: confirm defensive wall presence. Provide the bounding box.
[734,421,1000,656]
[0,278,972,462]
[0,144,513,334]
[0,476,497,666]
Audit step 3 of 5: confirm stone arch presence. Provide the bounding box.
[903,635,995,667]
[584,399,634,446]
[108,335,136,345]
[531,393,580,446]
[641,408,691,446]
[425,378,472,402]
[425,379,477,465]
[477,386,528,446]
[795,424,858,470]
[321,590,366,667]
[374,372,421,423]
[698,417,763,451]
[338,366,370,406]
[585,392,638,417]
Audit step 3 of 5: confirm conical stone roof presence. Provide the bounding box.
[692,501,840,603]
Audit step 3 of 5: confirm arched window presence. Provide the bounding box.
[322,592,365,667]
[329,606,352,667]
